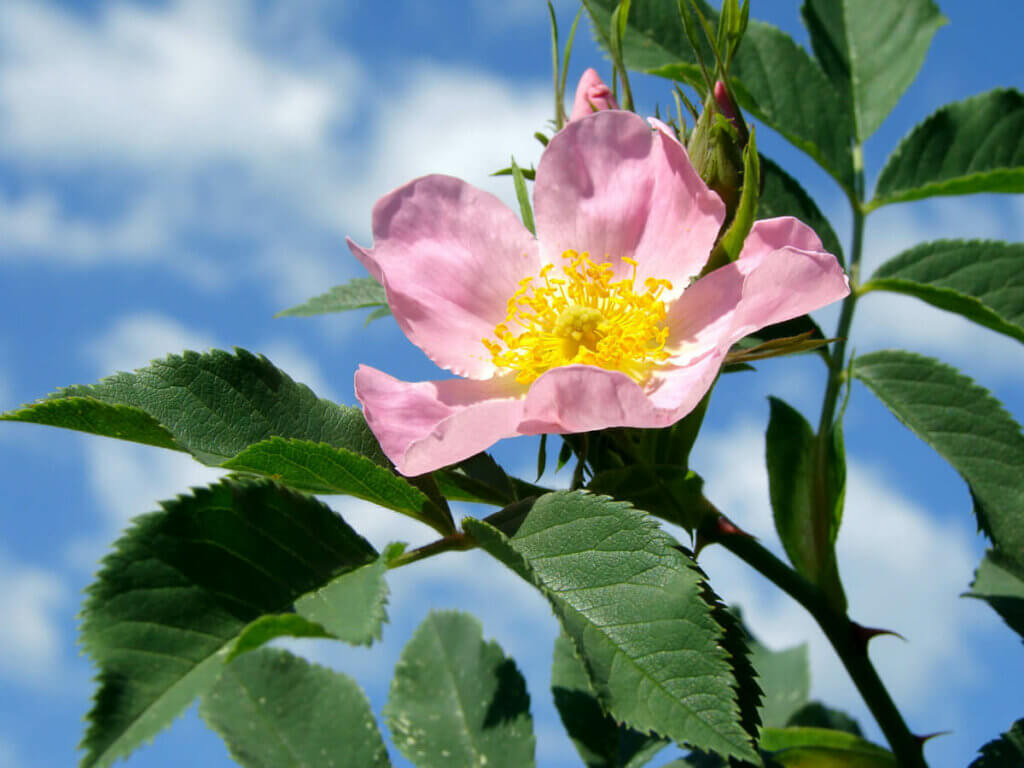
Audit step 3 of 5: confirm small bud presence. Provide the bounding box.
[686,80,747,219]
[569,68,619,122]
[713,80,738,127]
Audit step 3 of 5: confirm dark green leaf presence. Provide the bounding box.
[275,277,388,318]
[587,466,710,532]
[765,397,846,610]
[2,348,385,467]
[79,479,378,768]
[758,155,844,265]
[965,549,1024,644]
[465,492,760,763]
[435,452,547,506]
[295,554,390,646]
[228,615,334,662]
[759,727,896,766]
[200,648,391,768]
[854,351,1024,567]
[223,437,453,533]
[970,719,1024,767]
[385,611,535,768]
[582,0,855,190]
[863,240,1024,344]
[802,0,946,141]
[749,638,810,729]
[872,89,1024,208]
[551,632,667,768]
[786,702,863,737]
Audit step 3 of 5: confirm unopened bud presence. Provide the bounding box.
[569,68,619,122]
[687,82,747,218]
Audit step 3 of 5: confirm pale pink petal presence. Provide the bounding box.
[533,110,725,294]
[349,175,540,379]
[665,216,849,357]
[517,356,721,434]
[569,68,618,121]
[355,365,526,477]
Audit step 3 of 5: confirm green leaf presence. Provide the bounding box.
[786,702,863,737]
[582,0,855,190]
[765,397,846,610]
[965,549,1024,644]
[872,89,1024,208]
[385,610,536,768]
[511,157,536,235]
[79,479,378,768]
[200,648,391,768]
[970,719,1024,767]
[759,727,896,766]
[853,351,1024,566]
[758,155,844,266]
[801,0,946,141]
[862,240,1024,344]
[587,466,710,532]
[2,348,385,467]
[434,452,548,507]
[275,277,388,318]
[551,632,667,768]
[295,554,390,646]
[223,437,453,533]
[228,615,334,662]
[465,492,761,763]
[749,637,810,729]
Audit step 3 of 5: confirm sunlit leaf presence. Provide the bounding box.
[965,550,1024,644]
[200,648,391,768]
[275,277,388,318]
[385,611,535,768]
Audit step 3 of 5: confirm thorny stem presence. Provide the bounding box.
[700,516,927,767]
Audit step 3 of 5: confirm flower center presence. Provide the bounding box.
[483,249,673,385]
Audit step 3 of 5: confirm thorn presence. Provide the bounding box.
[915,731,951,745]
[849,620,906,651]
[695,515,754,557]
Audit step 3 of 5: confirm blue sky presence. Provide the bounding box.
[0,1,1021,766]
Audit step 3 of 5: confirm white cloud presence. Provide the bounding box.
[0,733,25,768]
[0,0,350,167]
[83,312,217,375]
[0,551,68,689]
[689,421,995,734]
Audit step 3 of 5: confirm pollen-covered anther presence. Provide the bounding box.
[484,249,673,385]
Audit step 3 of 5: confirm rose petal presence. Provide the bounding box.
[349,175,540,379]
[665,216,849,356]
[569,68,618,121]
[534,110,725,294]
[354,365,526,476]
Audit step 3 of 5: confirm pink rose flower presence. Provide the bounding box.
[569,68,618,121]
[348,110,849,476]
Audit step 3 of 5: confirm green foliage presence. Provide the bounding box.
[758,155,844,265]
[587,466,710,531]
[294,553,391,646]
[748,636,810,729]
[765,397,846,611]
[1,348,385,467]
[759,727,896,766]
[853,351,1024,567]
[786,702,862,736]
[970,719,1024,767]
[435,451,548,506]
[872,88,1024,207]
[275,277,389,318]
[385,611,536,768]
[199,648,391,768]
[862,240,1024,344]
[228,615,334,662]
[223,437,453,533]
[78,479,377,768]
[510,157,536,234]
[583,0,855,190]
[801,0,946,142]
[965,550,1024,644]
[465,492,761,763]
[551,632,668,768]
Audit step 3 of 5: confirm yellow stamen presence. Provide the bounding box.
[483,250,673,385]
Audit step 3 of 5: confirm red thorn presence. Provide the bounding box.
[695,515,753,557]
[915,731,951,745]
[850,620,906,650]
